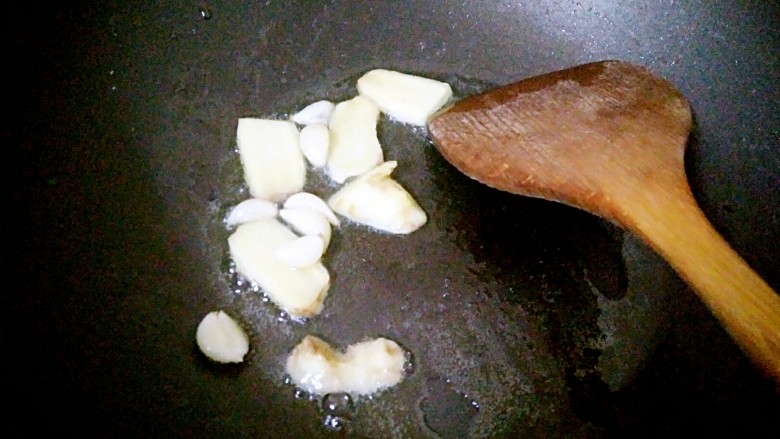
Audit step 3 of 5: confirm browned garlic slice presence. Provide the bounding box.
[327,161,427,234]
[236,118,305,202]
[285,335,406,396]
[327,95,383,183]
[196,311,249,363]
[228,219,330,317]
[357,69,453,125]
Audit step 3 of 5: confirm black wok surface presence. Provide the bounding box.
[6,1,778,437]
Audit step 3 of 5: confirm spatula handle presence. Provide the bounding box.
[625,187,780,381]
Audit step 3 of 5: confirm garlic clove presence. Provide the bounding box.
[299,124,330,168]
[291,100,335,126]
[279,207,332,248]
[196,311,249,363]
[225,198,278,227]
[275,235,326,268]
[284,192,340,227]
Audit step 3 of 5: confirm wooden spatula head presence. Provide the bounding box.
[428,60,693,226]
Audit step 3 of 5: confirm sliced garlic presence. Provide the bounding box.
[286,335,406,396]
[291,100,335,126]
[284,192,340,227]
[279,207,332,248]
[299,124,330,168]
[225,198,278,227]
[327,95,384,183]
[196,311,249,363]
[228,219,330,317]
[275,235,326,268]
[236,118,305,202]
[328,161,427,234]
[357,69,453,125]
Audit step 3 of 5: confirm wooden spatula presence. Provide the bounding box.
[428,60,780,380]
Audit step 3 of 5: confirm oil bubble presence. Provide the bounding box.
[198,4,213,20]
[321,392,353,417]
[322,414,345,432]
[402,351,416,375]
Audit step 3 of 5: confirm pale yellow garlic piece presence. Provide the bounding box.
[236,118,305,202]
[357,69,452,125]
[326,96,383,183]
[228,219,329,317]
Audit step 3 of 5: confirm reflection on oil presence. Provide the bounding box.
[197,3,212,20]
[423,117,673,431]
[419,376,480,439]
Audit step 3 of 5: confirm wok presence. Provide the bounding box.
[6,0,779,437]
